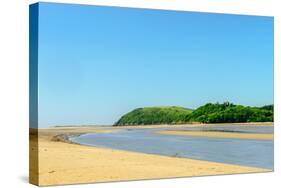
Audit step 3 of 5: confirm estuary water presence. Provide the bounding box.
[69,125,273,169]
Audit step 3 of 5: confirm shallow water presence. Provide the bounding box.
[70,125,273,169]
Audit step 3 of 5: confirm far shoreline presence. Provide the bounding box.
[45,122,274,130]
[111,122,274,129]
[31,122,274,146]
[33,122,274,145]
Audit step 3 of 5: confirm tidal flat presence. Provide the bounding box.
[30,123,273,186]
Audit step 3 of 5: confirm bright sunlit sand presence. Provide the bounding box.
[30,127,271,186]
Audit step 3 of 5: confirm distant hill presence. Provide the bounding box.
[187,102,273,123]
[114,106,193,126]
[114,103,273,126]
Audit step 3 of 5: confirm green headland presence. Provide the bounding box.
[114,102,273,126]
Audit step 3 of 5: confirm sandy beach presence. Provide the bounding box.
[30,125,271,186]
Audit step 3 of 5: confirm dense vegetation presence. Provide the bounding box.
[114,106,193,126]
[187,102,273,123]
[114,102,273,126]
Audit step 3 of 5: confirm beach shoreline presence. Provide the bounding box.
[30,125,272,186]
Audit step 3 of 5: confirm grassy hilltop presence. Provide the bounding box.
[114,102,273,126]
[115,106,193,126]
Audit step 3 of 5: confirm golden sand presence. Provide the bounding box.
[30,127,271,186]
[158,130,273,140]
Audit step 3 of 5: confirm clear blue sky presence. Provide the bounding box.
[37,3,273,127]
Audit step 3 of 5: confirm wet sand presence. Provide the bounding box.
[30,126,271,186]
[158,130,273,140]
